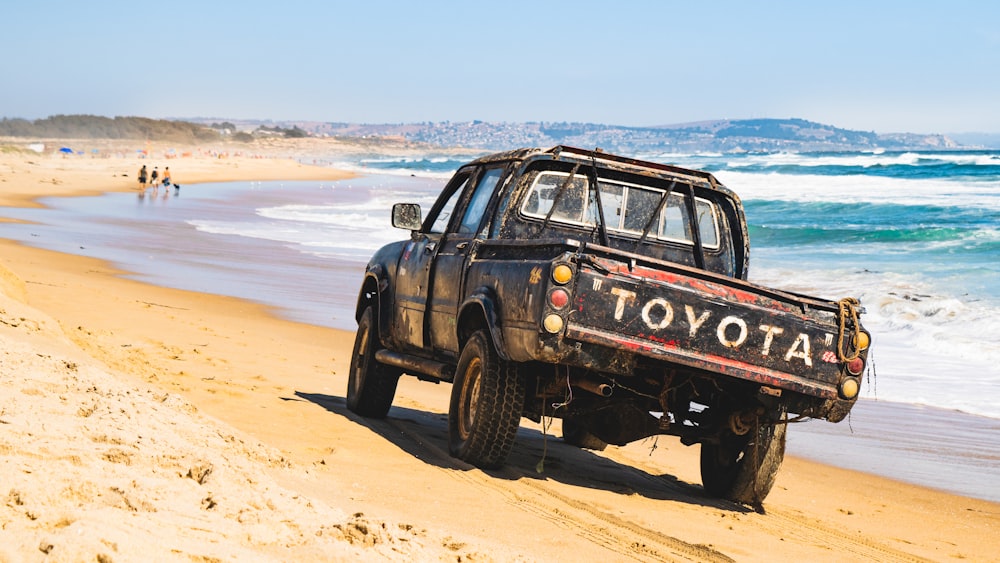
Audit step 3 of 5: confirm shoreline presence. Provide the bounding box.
[0,137,362,207]
[1,141,997,560]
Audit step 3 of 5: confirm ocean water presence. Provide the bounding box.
[2,148,999,501]
[702,152,1000,423]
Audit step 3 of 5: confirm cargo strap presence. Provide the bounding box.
[836,297,863,362]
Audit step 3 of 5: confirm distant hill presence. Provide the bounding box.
[947,132,1000,148]
[2,114,965,153]
[196,117,961,153]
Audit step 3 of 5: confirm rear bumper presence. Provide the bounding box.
[565,323,839,400]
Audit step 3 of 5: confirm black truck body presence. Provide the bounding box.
[347,146,870,504]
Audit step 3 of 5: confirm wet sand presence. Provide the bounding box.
[1,139,997,561]
[788,399,1000,502]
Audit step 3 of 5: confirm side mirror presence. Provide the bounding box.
[392,203,422,230]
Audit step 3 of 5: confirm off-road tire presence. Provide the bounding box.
[700,416,786,505]
[346,306,400,418]
[562,418,608,451]
[448,330,525,469]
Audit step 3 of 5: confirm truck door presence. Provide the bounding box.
[426,167,506,355]
[392,171,472,352]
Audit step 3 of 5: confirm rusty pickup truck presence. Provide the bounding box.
[347,146,870,504]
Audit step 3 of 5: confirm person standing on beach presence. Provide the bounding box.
[138,165,148,189]
[151,167,160,188]
[162,167,172,188]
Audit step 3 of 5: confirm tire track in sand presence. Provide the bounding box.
[746,508,934,563]
[609,450,934,563]
[384,418,733,563]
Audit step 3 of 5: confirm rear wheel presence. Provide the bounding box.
[448,330,525,469]
[346,306,400,418]
[700,414,786,505]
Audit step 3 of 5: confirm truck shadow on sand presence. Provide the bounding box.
[292,391,748,513]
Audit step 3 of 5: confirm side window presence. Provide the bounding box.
[695,199,720,248]
[659,193,719,249]
[522,171,595,225]
[429,175,469,234]
[458,168,503,234]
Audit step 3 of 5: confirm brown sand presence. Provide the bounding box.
[1,139,997,562]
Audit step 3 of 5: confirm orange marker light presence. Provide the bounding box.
[856,331,870,350]
[552,264,573,285]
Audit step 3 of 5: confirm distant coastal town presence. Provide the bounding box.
[194,117,966,153]
[2,114,994,153]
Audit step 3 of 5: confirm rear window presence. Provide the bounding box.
[521,171,720,249]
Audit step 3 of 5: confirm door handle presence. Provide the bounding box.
[456,242,469,250]
[424,243,436,254]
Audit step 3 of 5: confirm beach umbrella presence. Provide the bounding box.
[59,147,73,154]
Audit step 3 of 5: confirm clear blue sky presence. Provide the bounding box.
[2,1,998,134]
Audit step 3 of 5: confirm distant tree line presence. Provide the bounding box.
[0,115,222,142]
[0,115,320,142]
[256,124,309,138]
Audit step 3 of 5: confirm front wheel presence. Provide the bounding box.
[700,414,786,505]
[346,306,400,418]
[448,330,525,469]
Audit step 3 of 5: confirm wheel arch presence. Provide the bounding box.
[355,265,393,344]
[457,286,509,361]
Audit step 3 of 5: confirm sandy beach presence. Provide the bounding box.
[1,138,997,562]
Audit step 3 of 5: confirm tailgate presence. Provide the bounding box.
[565,258,844,398]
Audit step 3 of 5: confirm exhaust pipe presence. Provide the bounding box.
[575,378,613,397]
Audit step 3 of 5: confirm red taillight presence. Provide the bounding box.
[549,288,569,310]
[847,357,864,375]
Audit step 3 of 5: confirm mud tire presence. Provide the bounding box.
[448,330,525,469]
[346,306,400,418]
[700,416,786,505]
